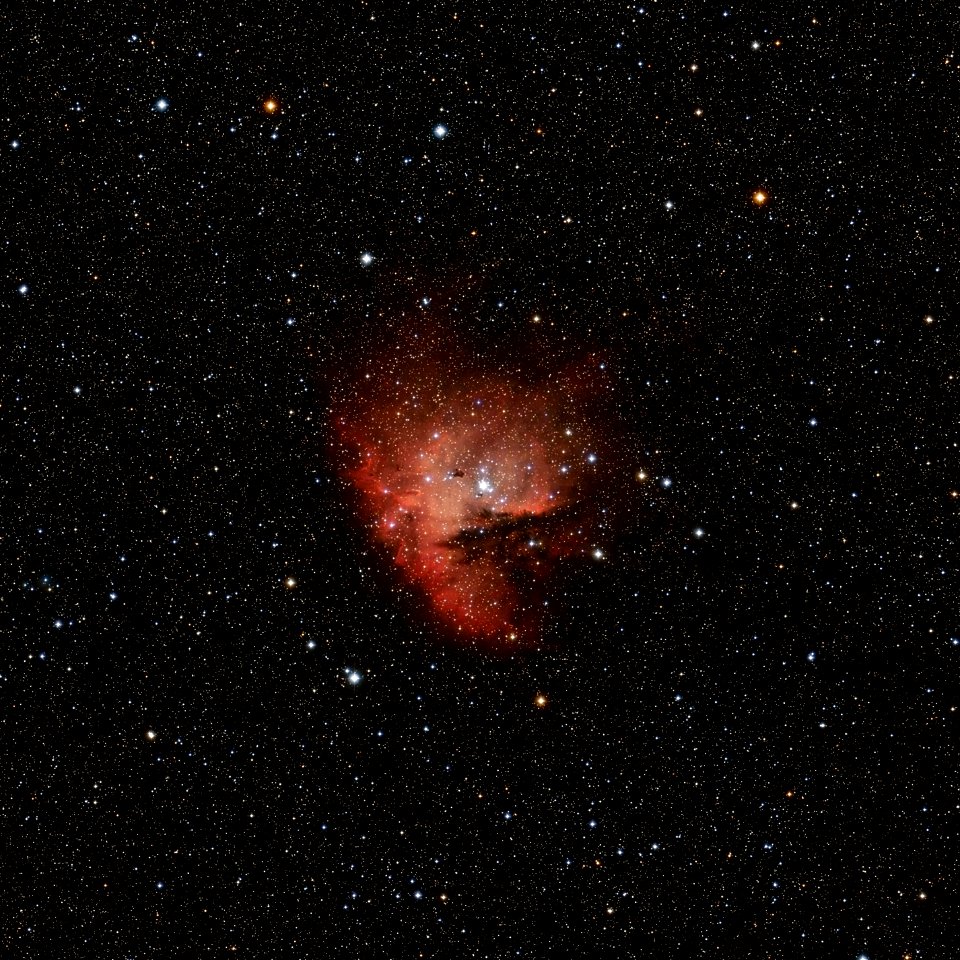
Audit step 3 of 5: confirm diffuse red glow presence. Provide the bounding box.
[333,329,619,650]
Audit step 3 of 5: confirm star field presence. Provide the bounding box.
[3,4,958,958]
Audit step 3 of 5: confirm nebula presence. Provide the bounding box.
[332,324,624,650]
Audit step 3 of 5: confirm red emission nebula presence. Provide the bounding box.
[333,326,628,651]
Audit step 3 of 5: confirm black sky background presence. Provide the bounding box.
[3,3,958,957]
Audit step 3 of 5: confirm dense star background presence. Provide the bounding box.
[3,4,958,957]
